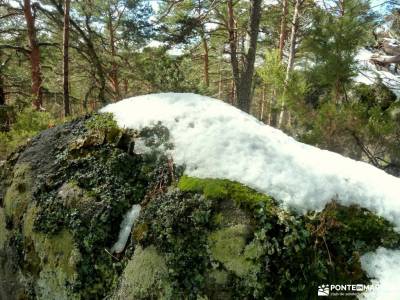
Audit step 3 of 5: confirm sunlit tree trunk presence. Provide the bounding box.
[201,31,210,87]
[278,0,302,128]
[278,0,288,60]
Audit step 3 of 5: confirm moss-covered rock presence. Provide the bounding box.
[1,113,400,300]
[208,224,254,277]
[113,245,171,299]
[0,207,8,249]
[0,114,179,299]
[23,205,80,300]
[4,163,33,225]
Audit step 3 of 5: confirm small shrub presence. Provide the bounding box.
[0,108,57,160]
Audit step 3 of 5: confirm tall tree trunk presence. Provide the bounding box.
[260,85,265,121]
[0,77,5,106]
[227,0,262,113]
[201,31,210,87]
[0,59,5,105]
[227,0,240,89]
[108,8,120,101]
[278,0,288,60]
[218,61,222,99]
[236,0,262,113]
[278,0,302,128]
[63,0,70,116]
[0,74,7,132]
[23,0,43,110]
[124,78,128,95]
[230,79,235,105]
[49,0,107,104]
[286,0,301,74]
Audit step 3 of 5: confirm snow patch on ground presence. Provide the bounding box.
[111,204,141,253]
[354,48,400,96]
[360,247,400,299]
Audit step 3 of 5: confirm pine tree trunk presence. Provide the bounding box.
[278,0,288,60]
[227,0,262,113]
[230,79,235,105]
[63,0,70,116]
[260,85,265,121]
[0,70,5,106]
[108,8,120,100]
[227,0,240,89]
[278,0,301,128]
[50,0,107,104]
[218,60,222,99]
[23,0,43,110]
[201,32,210,87]
[0,76,7,132]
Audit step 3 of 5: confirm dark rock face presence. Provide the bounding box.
[1,114,400,300]
[0,114,179,299]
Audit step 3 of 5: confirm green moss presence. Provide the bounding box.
[208,224,254,277]
[132,223,149,242]
[57,181,95,210]
[0,208,8,249]
[23,205,80,300]
[70,113,123,149]
[114,246,170,300]
[85,113,118,131]
[4,163,32,224]
[138,189,212,297]
[178,176,272,209]
[243,239,265,260]
[209,270,229,285]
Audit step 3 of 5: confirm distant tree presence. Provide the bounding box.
[278,0,289,60]
[63,0,70,116]
[227,0,262,113]
[302,0,374,103]
[22,0,43,110]
[277,0,306,128]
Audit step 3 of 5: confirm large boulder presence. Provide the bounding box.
[1,112,399,299]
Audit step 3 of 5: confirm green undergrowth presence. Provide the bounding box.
[0,108,58,160]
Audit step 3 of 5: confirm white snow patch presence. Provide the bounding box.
[102,93,400,296]
[382,38,400,48]
[101,93,400,227]
[354,48,400,96]
[111,204,141,253]
[359,247,400,299]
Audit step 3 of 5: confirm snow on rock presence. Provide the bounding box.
[111,204,141,253]
[101,93,400,227]
[354,48,400,96]
[102,93,400,295]
[360,247,400,299]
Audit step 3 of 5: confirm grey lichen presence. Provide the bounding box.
[0,208,8,249]
[113,245,171,300]
[208,224,254,277]
[23,205,81,300]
